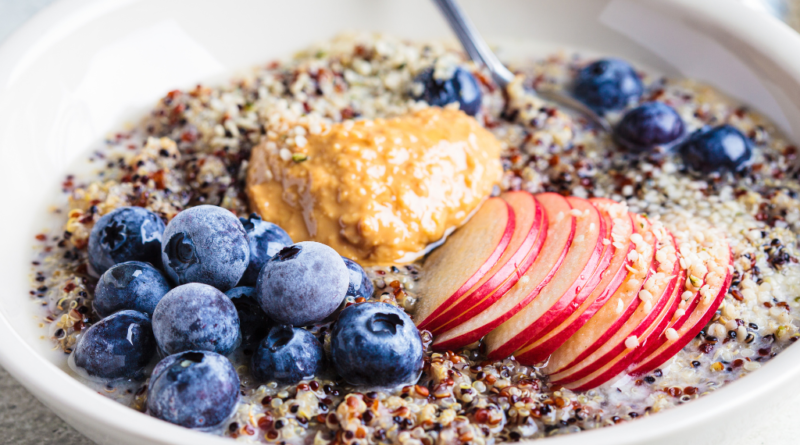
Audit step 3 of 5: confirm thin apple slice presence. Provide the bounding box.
[510,199,617,363]
[424,191,544,332]
[629,235,732,376]
[483,197,606,360]
[624,260,690,367]
[549,226,681,386]
[628,247,713,369]
[413,198,514,329]
[430,193,547,334]
[563,270,685,391]
[542,214,656,376]
[429,199,547,336]
[430,193,574,351]
[549,227,679,385]
[514,199,634,365]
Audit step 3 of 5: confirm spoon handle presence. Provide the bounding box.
[432,0,611,132]
[432,0,515,87]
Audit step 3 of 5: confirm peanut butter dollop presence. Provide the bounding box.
[246,107,503,266]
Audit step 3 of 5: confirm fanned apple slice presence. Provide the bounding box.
[543,214,656,376]
[425,191,544,332]
[549,226,681,386]
[429,201,547,336]
[510,199,615,362]
[430,193,547,334]
[564,270,685,391]
[483,197,606,360]
[514,199,634,365]
[629,236,732,376]
[623,259,691,368]
[632,280,686,360]
[629,250,712,370]
[430,193,574,351]
[414,198,514,329]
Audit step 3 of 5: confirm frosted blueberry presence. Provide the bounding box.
[677,125,753,173]
[225,286,272,347]
[94,261,171,317]
[152,283,240,356]
[614,102,685,152]
[88,207,165,275]
[251,325,325,384]
[161,205,249,291]
[573,58,643,113]
[256,242,348,326]
[342,257,373,300]
[412,66,482,116]
[72,310,156,380]
[238,214,292,286]
[147,350,239,429]
[331,302,423,387]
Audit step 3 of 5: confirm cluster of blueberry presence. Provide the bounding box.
[71,205,424,430]
[415,58,752,173]
[574,59,753,172]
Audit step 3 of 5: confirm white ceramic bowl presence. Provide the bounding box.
[2,0,800,444]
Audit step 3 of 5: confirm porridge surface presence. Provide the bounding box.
[28,33,800,443]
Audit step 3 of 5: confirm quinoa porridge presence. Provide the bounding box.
[28,32,800,443]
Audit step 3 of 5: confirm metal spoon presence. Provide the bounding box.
[432,0,611,132]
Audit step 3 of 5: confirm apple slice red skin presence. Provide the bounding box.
[551,282,641,373]
[436,196,598,337]
[564,272,686,391]
[426,192,545,333]
[430,205,546,335]
[626,247,718,370]
[430,193,574,351]
[542,215,655,375]
[494,197,607,344]
[629,250,733,376]
[429,192,544,332]
[414,198,515,330]
[513,206,633,365]
[623,271,691,369]
[550,233,682,386]
[629,273,708,366]
[483,197,606,361]
[513,199,621,363]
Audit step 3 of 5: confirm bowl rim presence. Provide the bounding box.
[2,0,800,444]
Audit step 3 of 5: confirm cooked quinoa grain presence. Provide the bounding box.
[30,33,800,443]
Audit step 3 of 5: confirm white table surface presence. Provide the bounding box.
[1,1,799,444]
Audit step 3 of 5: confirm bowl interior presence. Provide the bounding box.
[2,0,800,444]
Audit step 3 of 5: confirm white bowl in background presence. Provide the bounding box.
[2,0,800,444]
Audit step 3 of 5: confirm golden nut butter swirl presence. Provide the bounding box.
[246,107,503,266]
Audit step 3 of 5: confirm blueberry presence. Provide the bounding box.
[225,286,272,347]
[147,350,239,429]
[152,283,240,355]
[573,59,643,112]
[71,310,156,380]
[331,302,423,387]
[238,214,292,286]
[251,325,325,384]
[677,124,753,173]
[88,207,165,275]
[614,102,685,152]
[412,66,482,116]
[342,257,373,300]
[161,205,249,291]
[93,261,171,317]
[256,242,348,326]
